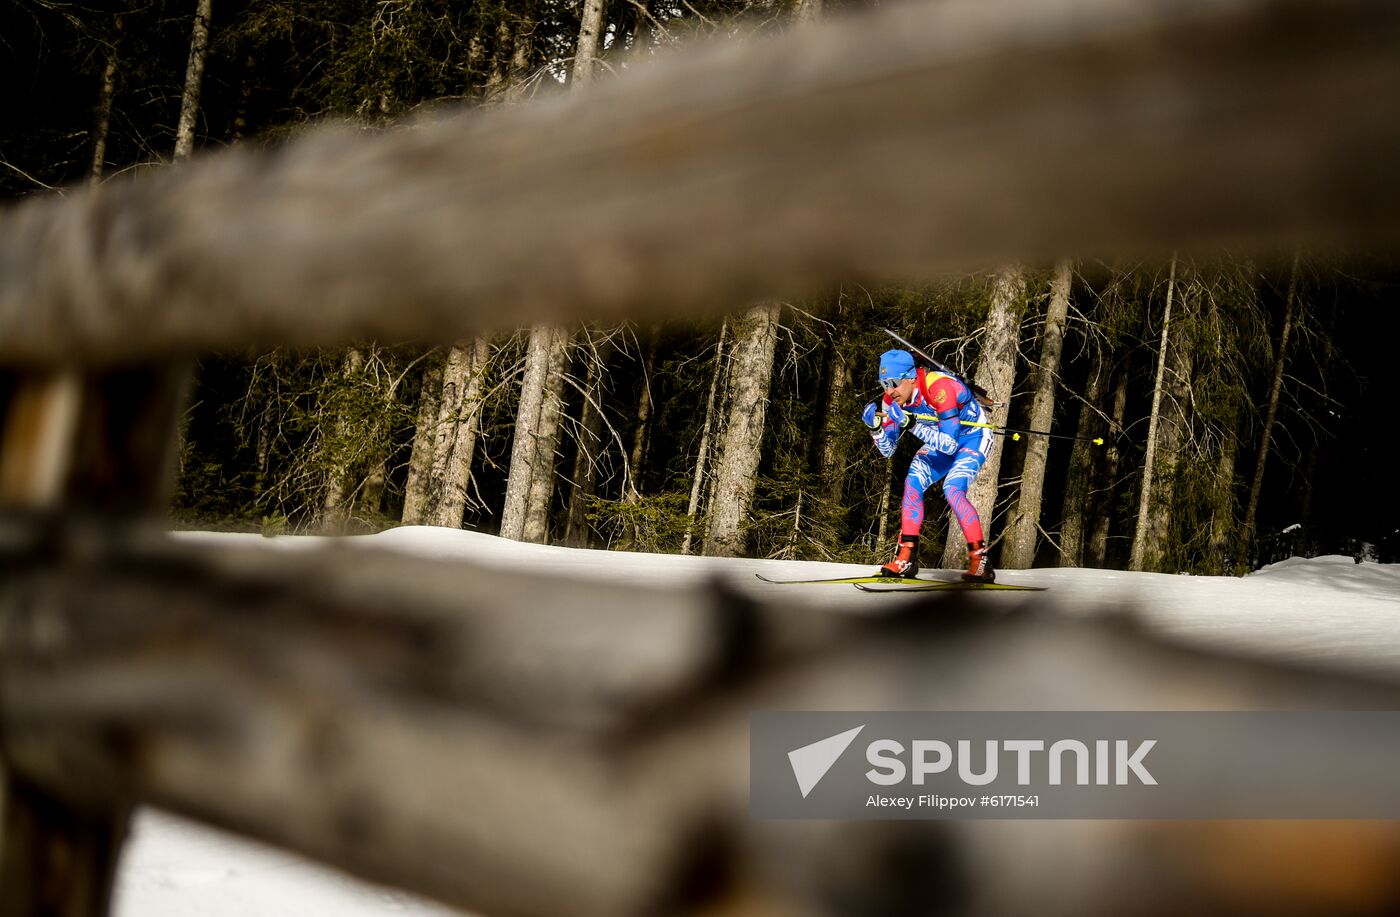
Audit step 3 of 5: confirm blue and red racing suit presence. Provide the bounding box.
[870,368,992,544]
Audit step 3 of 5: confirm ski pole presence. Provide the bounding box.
[959,419,1103,445]
[876,411,1103,446]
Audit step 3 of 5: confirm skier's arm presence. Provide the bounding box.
[909,411,958,454]
[862,400,899,458]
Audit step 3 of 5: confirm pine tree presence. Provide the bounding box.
[626,329,659,501]
[941,267,1025,570]
[1058,358,1103,568]
[1087,366,1130,568]
[403,339,492,528]
[500,327,554,541]
[523,328,572,543]
[682,320,729,555]
[1002,259,1072,568]
[563,330,616,547]
[173,0,213,161]
[817,335,853,512]
[573,0,607,88]
[88,14,121,184]
[1130,256,1197,572]
[322,348,365,530]
[500,0,606,543]
[1243,248,1300,555]
[403,351,444,524]
[704,303,781,557]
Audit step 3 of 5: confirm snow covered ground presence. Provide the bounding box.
[114,811,461,917]
[115,527,1400,917]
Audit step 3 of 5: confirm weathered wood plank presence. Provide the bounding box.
[1,0,1398,362]
[6,534,1400,915]
[0,767,130,917]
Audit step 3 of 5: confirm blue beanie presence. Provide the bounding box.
[878,349,916,385]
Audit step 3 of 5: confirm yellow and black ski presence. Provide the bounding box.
[854,581,1047,593]
[754,573,928,586]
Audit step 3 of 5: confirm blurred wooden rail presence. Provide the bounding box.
[6,527,1400,917]
[0,0,1398,362]
[4,0,1400,915]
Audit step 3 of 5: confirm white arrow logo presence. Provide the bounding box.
[788,725,865,798]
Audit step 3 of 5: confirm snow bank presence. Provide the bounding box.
[114,810,460,917]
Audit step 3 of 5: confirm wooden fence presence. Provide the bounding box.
[4,1,1400,915]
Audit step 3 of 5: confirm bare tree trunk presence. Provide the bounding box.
[402,353,445,524]
[942,266,1025,569]
[357,355,414,525]
[682,321,729,555]
[1087,366,1129,568]
[1210,419,1240,573]
[416,4,543,528]
[522,327,571,544]
[615,330,659,549]
[573,0,607,88]
[564,335,614,547]
[425,339,491,528]
[703,302,781,557]
[89,17,121,185]
[1062,270,1134,566]
[626,329,659,501]
[322,348,364,530]
[1059,355,1106,567]
[500,327,553,540]
[818,345,852,507]
[512,1,604,543]
[695,318,737,554]
[553,6,613,539]
[173,0,213,162]
[1002,259,1072,568]
[1130,255,1179,571]
[1243,248,1299,552]
[1143,304,1195,570]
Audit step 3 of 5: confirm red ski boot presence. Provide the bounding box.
[961,540,995,583]
[877,538,920,579]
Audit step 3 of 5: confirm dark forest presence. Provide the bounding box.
[4,0,1396,573]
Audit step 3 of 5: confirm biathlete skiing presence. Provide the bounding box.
[862,348,995,583]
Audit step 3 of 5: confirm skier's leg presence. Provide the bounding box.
[878,454,941,577]
[942,428,992,543]
[899,456,939,539]
[943,431,994,581]
[941,450,985,544]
